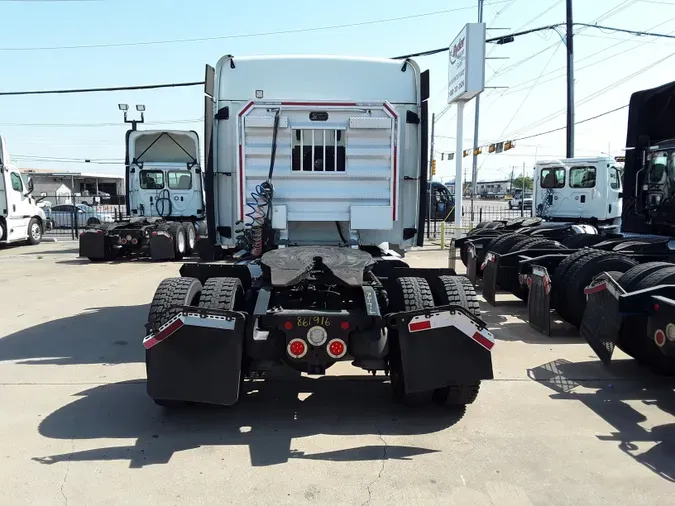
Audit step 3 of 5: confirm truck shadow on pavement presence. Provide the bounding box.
[0,305,147,365]
[528,358,675,482]
[33,375,462,467]
[478,301,580,344]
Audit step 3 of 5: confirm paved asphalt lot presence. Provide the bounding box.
[0,241,673,505]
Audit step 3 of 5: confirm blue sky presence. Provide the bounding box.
[0,0,674,182]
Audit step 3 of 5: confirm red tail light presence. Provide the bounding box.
[327,339,347,359]
[340,321,350,330]
[287,338,307,359]
[121,238,127,245]
[131,238,138,245]
[283,321,293,330]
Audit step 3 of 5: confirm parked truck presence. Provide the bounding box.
[0,136,46,246]
[483,80,675,374]
[79,129,207,261]
[457,156,623,289]
[142,55,495,409]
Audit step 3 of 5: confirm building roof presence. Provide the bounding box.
[32,180,71,193]
[20,168,123,180]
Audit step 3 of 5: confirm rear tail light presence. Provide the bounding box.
[340,321,350,330]
[131,238,138,245]
[326,338,347,359]
[655,329,666,347]
[283,321,293,330]
[287,338,307,359]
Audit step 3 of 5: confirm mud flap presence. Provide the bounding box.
[79,230,106,259]
[527,266,552,336]
[387,305,494,394]
[144,307,247,405]
[482,253,498,306]
[580,275,625,364]
[467,244,478,286]
[150,232,175,261]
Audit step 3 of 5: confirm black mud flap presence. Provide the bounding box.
[150,232,175,261]
[79,230,106,259]
[482,253,498,306]
[144,307,247,405]
[388,305,494,394]
[527,266,552,336]
[466,244,478,286]
[580,274,625,364]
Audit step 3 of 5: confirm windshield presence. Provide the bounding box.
[647,150,669,184]
[540,167,565,188]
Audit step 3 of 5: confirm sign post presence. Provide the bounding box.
[447,22,486,232]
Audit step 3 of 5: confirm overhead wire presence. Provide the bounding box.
[0,2,512,52]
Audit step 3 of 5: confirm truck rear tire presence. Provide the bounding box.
[147,277,202,333]
[617,264,675,374]
[199,277,244,310]
[389,277,434,403]
[182,222,197,255]
[558,251,638,327]
[146,277,203,409]
[562,234,605,248]
[27,218,42,245]
[390,276,482,407]
[167,222,187,260]
[432,275,481,317]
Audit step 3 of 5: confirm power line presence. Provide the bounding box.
[499,16,675,96]
[513,104,628,142]
[498,42,563,138]
[0,81,203,97]
[0,3,510,52]
[394,21,675,59]
[0,118,202,127]
[503,50,674,138]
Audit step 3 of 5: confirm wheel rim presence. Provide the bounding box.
[31,223,41,240]
[177,230,186,253]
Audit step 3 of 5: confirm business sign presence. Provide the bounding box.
[448,23,486,104]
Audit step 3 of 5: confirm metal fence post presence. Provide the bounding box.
[448,238,456,270]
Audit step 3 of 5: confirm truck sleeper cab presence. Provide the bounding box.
[143,55,495,410]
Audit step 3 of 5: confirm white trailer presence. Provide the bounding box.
[0,136,46,246]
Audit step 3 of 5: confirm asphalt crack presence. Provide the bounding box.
[361,431,388,506]
[59,439,74,505]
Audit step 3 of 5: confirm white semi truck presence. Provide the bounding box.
[0,136,46,246]
[79,129,206,261]
[141,55,495,410]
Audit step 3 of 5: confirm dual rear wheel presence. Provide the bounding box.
[389,276,482,407]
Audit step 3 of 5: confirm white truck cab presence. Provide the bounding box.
[533,157,622,227]
[126,130,205,219]
[0,135,46,245]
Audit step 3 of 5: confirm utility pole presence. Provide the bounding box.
[470,0,484,223]
[566,0,574,158]
[521,161,526,217]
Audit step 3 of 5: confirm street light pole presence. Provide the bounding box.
[470,0,484,224]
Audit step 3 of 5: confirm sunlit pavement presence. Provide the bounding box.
[1,242,673,505]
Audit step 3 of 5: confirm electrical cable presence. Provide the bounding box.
[0,2,511,52]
